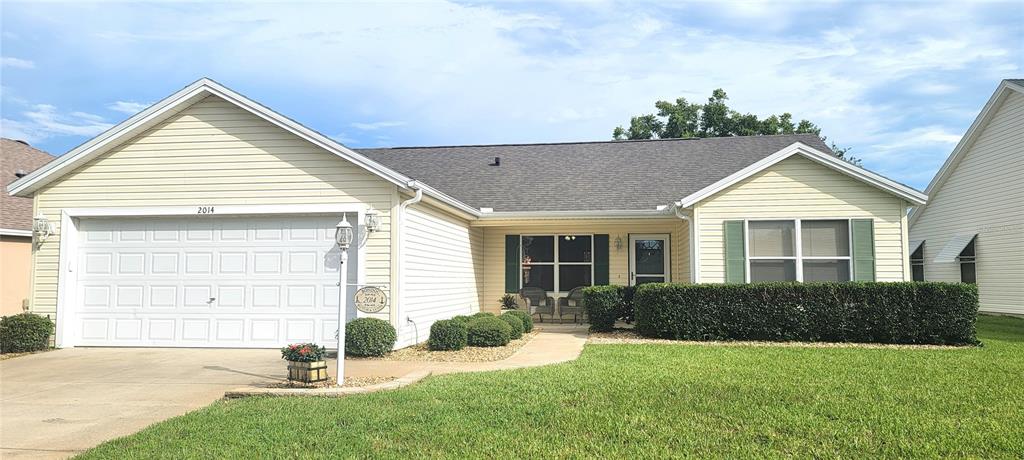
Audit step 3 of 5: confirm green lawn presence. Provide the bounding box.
[80,315,1024,459]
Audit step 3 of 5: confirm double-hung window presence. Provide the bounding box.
[521,235,593,292]
[747,219,851,282]
[911,243,925,282]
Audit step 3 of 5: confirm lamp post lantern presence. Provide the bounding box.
[334,214,354,385]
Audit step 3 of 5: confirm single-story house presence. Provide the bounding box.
[1,138,55,317]
[7,78,927,349]
[909,79,1023,316]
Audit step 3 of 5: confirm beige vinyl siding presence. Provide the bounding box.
[397,203,484,347]
[697,155,910,282]
[479,218,689,314]
[910,90,1024,314]
[30,95,397,317]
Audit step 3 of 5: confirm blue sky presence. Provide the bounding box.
[1,1,1021,190]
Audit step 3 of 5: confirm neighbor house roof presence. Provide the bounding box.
[358,134,834,212]
[1,139,54,234]
[909,78,1024,226]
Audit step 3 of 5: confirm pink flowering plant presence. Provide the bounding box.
[280,343,327,362]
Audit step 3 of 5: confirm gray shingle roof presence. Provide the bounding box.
[358,134,831,212]
[1,139,54,230]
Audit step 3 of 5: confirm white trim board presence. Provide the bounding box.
[908,80,1024,226]
[0,228,32,237]
[5,78,481,218]
[52,204,368,348]
[675,142,928,208]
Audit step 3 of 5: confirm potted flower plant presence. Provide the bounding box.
[499,294,519,310]
[280,343,328,383]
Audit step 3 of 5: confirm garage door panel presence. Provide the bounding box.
[75,215,350,348]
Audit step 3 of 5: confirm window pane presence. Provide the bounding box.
[522,265,554,291]
[750,259,796,282]
[749,221,795,257]
[801,220,849,257]
[558,265,592,291]
[558,235,592,262]
[912,264,925,282]
[960,262,976,284]
[635,239,665,275]
[522,236,554,263]
[803,260,851,282]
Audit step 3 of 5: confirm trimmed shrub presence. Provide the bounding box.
[581,285,624,332]
[499,313,524,340]
[451,315,473,325]
[466,316,512,347]
[0,313,54,353]
[504,310,533,333]
[472,312,495,318]
[345,318,397,357]
[428,319,468,351]
[633,282,979,345]
[619,285,637,324]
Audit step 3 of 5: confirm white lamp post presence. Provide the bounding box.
[334,214,354,386]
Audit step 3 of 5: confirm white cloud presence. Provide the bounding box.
[1,57,35,69]
[350,121,406,131]
[1,104,112,144]
[107,101,148,114]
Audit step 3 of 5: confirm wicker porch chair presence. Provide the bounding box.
[557,286,587,324]
[519,287,555,323]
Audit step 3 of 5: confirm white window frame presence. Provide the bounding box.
[520,234,595,294]
[910,243,925,282]
[744,218,854,283]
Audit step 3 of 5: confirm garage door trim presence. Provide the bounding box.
[54,204,368,348]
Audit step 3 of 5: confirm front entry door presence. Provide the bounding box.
[629,234,670,285]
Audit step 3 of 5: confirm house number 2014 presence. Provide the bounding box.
[196,206,215,214]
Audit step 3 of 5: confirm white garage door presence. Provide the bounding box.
[74,214,356,348]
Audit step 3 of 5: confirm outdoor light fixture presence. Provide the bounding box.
[614,236,623,251]
[334,214,354,385]
[32,213,53,244]
[365,207,380,233]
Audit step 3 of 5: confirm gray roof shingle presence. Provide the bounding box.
[1,139,55,230]
[358,134,831,212]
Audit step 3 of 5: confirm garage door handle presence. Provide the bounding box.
[207,297,216,304]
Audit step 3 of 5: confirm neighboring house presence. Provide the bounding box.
[1,139,55,317]
[6,78,926,349]
[909,79,1024,316]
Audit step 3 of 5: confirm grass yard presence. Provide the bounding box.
[80,315,1023,459]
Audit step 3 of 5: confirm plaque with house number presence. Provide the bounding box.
[354,286,388,313]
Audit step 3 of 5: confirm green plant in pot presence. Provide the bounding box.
[281,343,328,383]
[499,294,519,310]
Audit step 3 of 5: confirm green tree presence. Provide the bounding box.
[612,89,859,165]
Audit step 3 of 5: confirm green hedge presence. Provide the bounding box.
[504,310,533,333]
[498,313,524,340]
[634,282,979,345]
[0,313,54,353]
[581,286,623,332]
[467,316,512,347]
[345,318,397,357]
[428,319,468,351]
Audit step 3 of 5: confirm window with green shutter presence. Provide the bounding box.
[724,221,746,283]
[504,235,520,293]
[850,219,876,281]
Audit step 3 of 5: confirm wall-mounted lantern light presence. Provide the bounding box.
[32,213,53,245]
[614,236,623,251]
[365,207,380,233]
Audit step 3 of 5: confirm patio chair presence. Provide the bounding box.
[519,287,555,323]
[558,286,587,324]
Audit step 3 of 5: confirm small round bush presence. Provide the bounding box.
[451,315,473,325]
[504,310,533,333]
[0,313,54,353]
[345,317,396,357]
[466,316,512,347]
[499,313,524,340]
[428,319,468,351]
[472,312,495,319]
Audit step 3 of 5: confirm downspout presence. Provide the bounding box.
[396,181,423,345]
[672,203,698,283]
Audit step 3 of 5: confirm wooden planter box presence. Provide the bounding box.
[287,360,328,383]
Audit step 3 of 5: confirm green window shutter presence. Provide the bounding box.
[505,235,520,293]
[594,234,610,285]
[724,221,746,283]
[851,219,876,281]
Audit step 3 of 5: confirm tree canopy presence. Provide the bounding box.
[612,89,858,164]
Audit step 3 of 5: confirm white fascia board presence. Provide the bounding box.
[908,80,1023,226]
[472,209,672,226]
[5,78,478,219]
[677,142,928,208]
[0,228,33,237]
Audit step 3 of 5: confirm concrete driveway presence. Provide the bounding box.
[1,348,284,459]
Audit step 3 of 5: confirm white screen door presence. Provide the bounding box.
[629,234,670,285]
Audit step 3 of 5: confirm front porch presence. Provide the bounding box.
[478,217,690,314]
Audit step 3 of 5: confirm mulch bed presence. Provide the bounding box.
[355,331,540,362]
[588,330,969,349]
